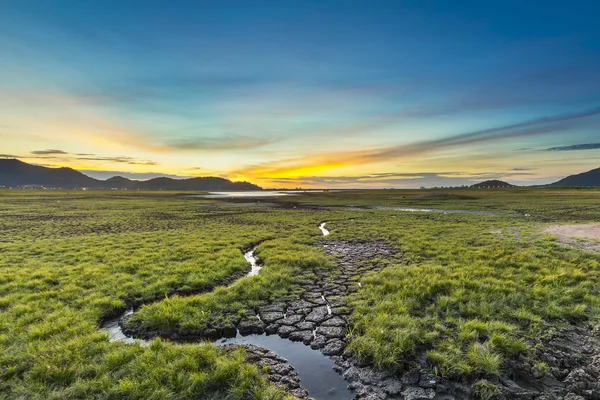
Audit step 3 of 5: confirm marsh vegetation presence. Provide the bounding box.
[0,189,599,399]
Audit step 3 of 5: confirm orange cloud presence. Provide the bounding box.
[232,106,600,182]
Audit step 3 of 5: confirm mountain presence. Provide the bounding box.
[470,180,516,188]
[0,158,99,188]
[133,177,260,191]
[0,159,262,190]
[104,176,136,189]
[549,167,600,187]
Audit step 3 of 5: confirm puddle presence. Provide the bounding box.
[369,206,504,216]
[190,190,324,199]
[218,334,353,400]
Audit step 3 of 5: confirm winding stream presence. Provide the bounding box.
[319,222,330,236]
[244,248,262,277]
[100,222,353,400]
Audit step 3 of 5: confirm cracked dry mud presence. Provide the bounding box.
[119,238,600,400]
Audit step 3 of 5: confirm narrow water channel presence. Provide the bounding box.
[319,222,330,236]
[100,223,353,400]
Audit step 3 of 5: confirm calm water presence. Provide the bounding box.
[191,190,323,198]
[218,334,353,400]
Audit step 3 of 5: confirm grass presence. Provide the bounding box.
[340,211,599,375]
[1,188,599,398]
[0,191,307,399]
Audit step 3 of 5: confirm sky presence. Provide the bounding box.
[1,0,599,188]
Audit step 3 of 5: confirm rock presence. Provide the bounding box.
[295,321,316,331]
[238,318,265,335]
[419,372,436,389]
[305,306,330,323]
[258,304,285,313]
[264,323,279,335]
[259,311,284,324]
[379,378,403,395]
[322,339,345,356]
[316,326,346,339]
[402,370,420,385]
[343,366,361,382]
[288,330,314,344]
[564,394,585,400]
[289,388,310,399]
[321,316,347,327]
[279,314,303,325]
[311,334,328,349]
[401,386,436,400]
[277,325,297,338]
[288,300,315,313]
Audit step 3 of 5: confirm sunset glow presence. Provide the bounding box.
[1,1,599,188]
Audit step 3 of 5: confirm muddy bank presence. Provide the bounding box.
[106,234,600,399]
[221,336,353,399]
[504,324,600,399]
[118,239,403,399]
[223,344,312,399]
[119,240,399,344]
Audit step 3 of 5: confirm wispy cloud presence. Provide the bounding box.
[263,170,535,188]
[236,106,600,179]
[31,149,69,155]
[545,143,600,151]
[75,155,158,166]
[166,135,277,150]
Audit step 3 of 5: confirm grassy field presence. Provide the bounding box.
[0,189,599,399]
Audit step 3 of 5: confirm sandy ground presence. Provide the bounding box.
[544,224,600,252]
[545,224,600,241]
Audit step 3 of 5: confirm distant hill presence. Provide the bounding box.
[470,180,516,189]
[0,159,262,190]
[549,167,600,187]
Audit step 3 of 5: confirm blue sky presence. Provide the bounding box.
[1,0,599,187]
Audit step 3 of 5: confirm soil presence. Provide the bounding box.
[545,224,600,241]
[116,238,600,399]
[544,224,600,252]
